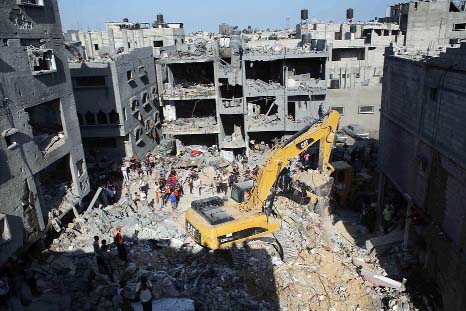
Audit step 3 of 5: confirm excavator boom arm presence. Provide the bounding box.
[247,110,340,211]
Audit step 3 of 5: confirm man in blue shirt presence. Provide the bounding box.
[169,192,177,210]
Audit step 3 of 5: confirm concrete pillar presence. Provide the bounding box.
[137,29,144,48]
[129,30,135,50]
[86,32,95,59]
[97,32,104,51]
[122,29,129,52]
[107,28,116,55]
[402,194,413,250]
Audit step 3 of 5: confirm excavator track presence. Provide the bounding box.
[231,245,249,268]
[273,230,299,262]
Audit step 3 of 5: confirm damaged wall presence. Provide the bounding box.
[70,47,159,161]
[0,0,89,263]
[379,44,466,311]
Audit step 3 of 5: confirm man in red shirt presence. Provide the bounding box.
[113,226,127,262]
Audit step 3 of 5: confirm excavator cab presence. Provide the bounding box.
[230,180,254,203]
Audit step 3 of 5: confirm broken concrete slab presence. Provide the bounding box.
[366,228,404,253]
[361,269,405,291]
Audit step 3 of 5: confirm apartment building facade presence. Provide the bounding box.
[379,43,466,310]
[155,36,328,159]
[69,47,160,163]
[0,0,89,262]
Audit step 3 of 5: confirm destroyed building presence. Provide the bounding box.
[156,33,328,159]
[378,42,466,310]
[0,0,89,262]
[385,0,466,52]
[69,46,160,163]
[64,15,185,60]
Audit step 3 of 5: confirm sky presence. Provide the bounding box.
[57,0,397,33]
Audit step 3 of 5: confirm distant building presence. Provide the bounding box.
[64,16,185,60]
[379,42,466,310]
[387,0,466,52]
[69,47,160,163]
[0,0,89,262]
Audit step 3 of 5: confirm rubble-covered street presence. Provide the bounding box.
[0,141,429,311]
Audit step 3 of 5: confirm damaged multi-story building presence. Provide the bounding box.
[379,42,466,310]
[0,0,89,262]
[67,45,160,163]
[287,8,402,136]
[64,15,185,60]
[155,31,328,159]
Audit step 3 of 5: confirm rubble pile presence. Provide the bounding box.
[35,200,278,310]
[18,147,422,311]
[162,83,216,98]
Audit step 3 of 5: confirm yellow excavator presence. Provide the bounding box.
[185,110,341,250]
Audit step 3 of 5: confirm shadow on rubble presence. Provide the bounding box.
[330,205,443,311]
[4,237,280,311]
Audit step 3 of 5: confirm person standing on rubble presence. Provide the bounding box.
[193,177,201,197]
[93,236,105,272]
[214,173,221,194]
[113,227,128,262]
[139,178,148,195]
[383,203,395,234]
[221,172,228,195]
[133,192,140,209]
[100,240,113,281]
[121,164,129,183]
[140,191,148,209]
[136,276,153,311]
[157,183,164,209]
[169,191,177,210]
[228,172,237,191]
[149,154,155,168]
[163,183,171,204]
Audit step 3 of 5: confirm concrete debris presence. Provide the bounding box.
[4,145,422,311]
[162,83,216,98]
[163,117,217,134]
